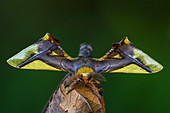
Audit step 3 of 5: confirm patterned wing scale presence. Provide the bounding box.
[7,33,73,71]
[99,37,163,73]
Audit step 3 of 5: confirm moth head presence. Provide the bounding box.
[78,43,93,57]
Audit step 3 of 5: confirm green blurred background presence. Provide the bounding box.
[0,0,169,113]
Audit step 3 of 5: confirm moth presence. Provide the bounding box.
[7,33,163,113]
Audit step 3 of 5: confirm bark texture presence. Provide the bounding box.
[43,73,105,113]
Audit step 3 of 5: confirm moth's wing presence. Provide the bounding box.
[7,33,74,72]
[98,37,163,73]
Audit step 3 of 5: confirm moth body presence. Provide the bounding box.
[7,33,163,113]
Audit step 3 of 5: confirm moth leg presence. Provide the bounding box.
[66,81,77,95]
[64,74,81,88]
[89,79,104,96]
[90,79,101,88]
[89,83,102,100]
[88,72,106,82]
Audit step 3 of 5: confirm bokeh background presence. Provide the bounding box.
[0,0,170,113]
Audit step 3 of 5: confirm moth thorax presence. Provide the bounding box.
[77,66,94,73]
